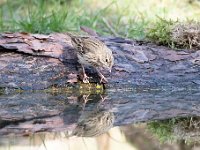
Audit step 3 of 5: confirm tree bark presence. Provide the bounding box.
[0,32,200,90]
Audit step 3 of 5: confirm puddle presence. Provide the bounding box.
[1,118,200,150]
[0,87,200,149]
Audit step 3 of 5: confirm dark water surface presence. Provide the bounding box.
[0,87,200,150]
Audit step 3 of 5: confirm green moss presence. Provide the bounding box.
[147,117,200,143]
[147,118,176,143]
[146,17,176,47]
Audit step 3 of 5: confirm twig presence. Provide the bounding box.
[80,26,98,36]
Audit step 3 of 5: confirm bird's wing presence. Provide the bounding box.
[70,37,83,51]
[68,33,104,53]
[81,37,104,54]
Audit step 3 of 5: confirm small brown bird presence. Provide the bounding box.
[69,34,114,83]
[72,111,114,137]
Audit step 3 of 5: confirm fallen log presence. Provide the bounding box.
[0,32,200,90]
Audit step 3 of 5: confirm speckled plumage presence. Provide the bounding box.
[69,34,114,83]
[72,111,114,137]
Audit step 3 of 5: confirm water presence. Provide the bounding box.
[0,87,200,150]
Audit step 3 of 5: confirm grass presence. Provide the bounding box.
[146,17,176,47]
[147,117,200,143]
[1,0,200,48]
[147,119,176,143]
[171,21,200,49]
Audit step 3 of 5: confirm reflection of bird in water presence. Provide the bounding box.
[78,94,91,105]
[72,110,114,137]
[77,94,109,109]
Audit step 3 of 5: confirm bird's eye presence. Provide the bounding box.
[105,59,108,62]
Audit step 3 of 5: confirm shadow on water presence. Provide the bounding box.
[0,87,200,149]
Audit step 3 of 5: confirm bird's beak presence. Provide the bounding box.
[109,68,112,73]
[105,67,112,74]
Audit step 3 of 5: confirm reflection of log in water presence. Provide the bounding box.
[0,88,200,136]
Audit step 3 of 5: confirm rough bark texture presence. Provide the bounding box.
[0,32,200,90]
[0,32,200,136]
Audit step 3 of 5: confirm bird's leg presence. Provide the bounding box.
[100,95,109,102]
[82,65,89,83]
[96,68,108,83]
[80,94,90,109]
[82,94,90,104]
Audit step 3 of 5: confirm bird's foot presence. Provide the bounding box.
[82,74,90,83]
[96,69,108,83]
[82,94,90,103]
[100,75,108,83]
[100,95,109,102]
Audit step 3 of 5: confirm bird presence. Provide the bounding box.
[72,110,114,137]
[68,33,114,83]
